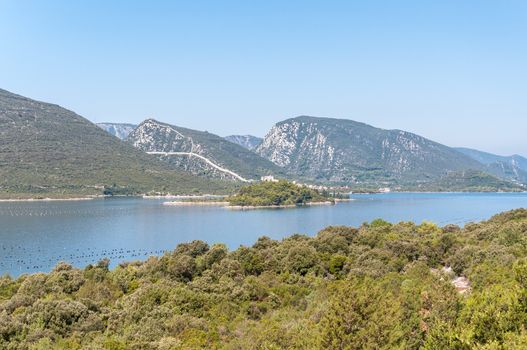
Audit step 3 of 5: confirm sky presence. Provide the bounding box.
[1,0,526,156]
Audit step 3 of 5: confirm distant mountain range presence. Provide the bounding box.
[417,169,524,192]
[97,123,136,140]
[455,147,527,184]
[255,116,482,185]
[0,89,229,198]
[224,135,262,150]
[127,119,283,182]
[253,116,524,190]
[1,87,524,197]
[96,120,527,188]
[99,122,527,188]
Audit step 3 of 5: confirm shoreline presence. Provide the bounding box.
[351,190,527,195]
[1,190,525,202]
[162,200,336,209]
[163,201,230,206]
[0,197,97,202]
[144,194,226,199]
[226,201,336,210]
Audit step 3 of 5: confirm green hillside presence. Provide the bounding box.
[403,170,525,192]
[0,89,230,198]
[456,147,527,184]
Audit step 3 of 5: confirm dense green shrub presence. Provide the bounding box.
[227,180,331,207]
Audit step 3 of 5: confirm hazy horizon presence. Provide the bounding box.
[1,0,526,156]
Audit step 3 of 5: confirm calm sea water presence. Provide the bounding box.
[1,192,527,277]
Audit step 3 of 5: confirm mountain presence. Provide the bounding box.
[97,122,136,140]
[255,116,494,186]
[224,135,262,150]
[455,148,527,171]
[455,147,527,184]
[127,119,284,182]
[411,169,524,192]
[0,89,229,198]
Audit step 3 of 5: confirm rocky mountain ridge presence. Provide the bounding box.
[255,116,512,188]
[456,147,527,184]
[97,123,136,140]
[127,119,283,182]
[224,135,262,150]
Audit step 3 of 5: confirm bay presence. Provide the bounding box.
[1,192,527,276]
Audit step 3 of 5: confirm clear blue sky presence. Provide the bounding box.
[1,0,526,156]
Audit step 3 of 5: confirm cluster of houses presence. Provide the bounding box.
[260,175,392,194]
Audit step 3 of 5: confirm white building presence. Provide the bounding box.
[261,175,278,182]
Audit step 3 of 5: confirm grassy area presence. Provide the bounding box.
[0,89,233,199]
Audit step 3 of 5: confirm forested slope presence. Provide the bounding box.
[0,89,228,198]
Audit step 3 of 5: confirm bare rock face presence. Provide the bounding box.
[432,267,471,295]
[224,135,262,151]
[452,276,471,295]
[127,119,282,181]
[97,123,136,140]
[256,116,486,185]
[128,119,195,153]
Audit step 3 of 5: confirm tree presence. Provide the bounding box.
[320,278,402,349]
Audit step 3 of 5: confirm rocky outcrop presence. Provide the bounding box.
[97,123,136,140]
[128,119,283,181]
[256,116,487,185]
[224,135,262,151]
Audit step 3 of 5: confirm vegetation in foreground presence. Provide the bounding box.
[226,180,332,207]
[2,210,527,349]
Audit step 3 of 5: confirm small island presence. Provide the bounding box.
[163,180,340,208]
[225,180,335,209]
